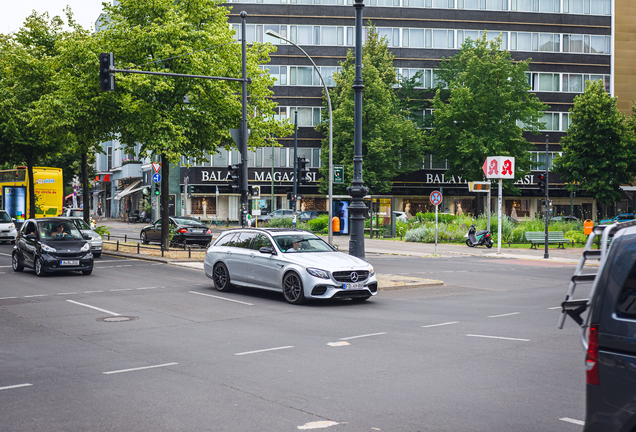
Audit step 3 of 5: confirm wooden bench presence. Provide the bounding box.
[525,231,567,249]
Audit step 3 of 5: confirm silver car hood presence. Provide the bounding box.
[282,251,370,270]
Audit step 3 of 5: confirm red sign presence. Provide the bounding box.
[430,190,443,206]
[152,163,162,173]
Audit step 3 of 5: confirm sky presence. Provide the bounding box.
[1,1,107,34]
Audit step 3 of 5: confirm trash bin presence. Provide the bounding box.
[584,219,594,235]
[332,216,340,233]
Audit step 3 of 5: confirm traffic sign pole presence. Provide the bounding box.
[430,191,443,256]
[498,179,502,254]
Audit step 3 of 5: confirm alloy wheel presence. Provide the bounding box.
[283,273,305,305]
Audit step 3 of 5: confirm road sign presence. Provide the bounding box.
[430,190,442,206]
[482,156,515,179]
[152,173,161,183]
[151,163,161,173]
[468,181,491,192]
[333,165,344,184]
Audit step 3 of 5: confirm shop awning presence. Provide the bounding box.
[113,180,142,201]
[621,186,636,192]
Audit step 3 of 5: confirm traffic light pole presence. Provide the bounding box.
[293,110,298,219]
[544,134,549,259]
[240,11,249,228]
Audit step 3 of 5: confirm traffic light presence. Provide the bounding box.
[537,174,545,194]
[99,52,115,92]
[154,182,161,196]
[297,157,309,185]
[228,164,241,193]
[187,185,194,194]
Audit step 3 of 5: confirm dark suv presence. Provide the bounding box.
[561,220,636,431]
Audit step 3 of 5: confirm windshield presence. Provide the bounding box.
[69,210,83,217]
[0,211,11,222]
[37,221,83,240]
[273,234,334,253]
[173,217,207,227]
[74,219,91,230]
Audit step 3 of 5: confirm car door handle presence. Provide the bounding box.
[226,251,231,255]
[250,253,255,258]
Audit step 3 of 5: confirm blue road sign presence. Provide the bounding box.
[430,190,443,206]
[153,173,161,183]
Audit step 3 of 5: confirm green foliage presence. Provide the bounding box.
[415,212,456,224]
[553,80,636,208]
[307,214,329,232]
[265,217,310,231]
[94,225,111,237]
[428,34,547,193]
[565,230,588,244]
[317,25,425,195]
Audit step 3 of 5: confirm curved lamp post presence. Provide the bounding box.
[264,29,334,245]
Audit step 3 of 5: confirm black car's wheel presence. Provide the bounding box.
[466,239,474,247]
[34,257,45,277]
[141,231,148,245]
[213,263,233,292]
[82,268,93,275]
[283,272,305,305]
[12,251,24,272]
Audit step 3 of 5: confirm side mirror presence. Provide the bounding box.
[259,246,276,255]
[330,244,339,251]
[83,233,91,240]
[26,233,36,240]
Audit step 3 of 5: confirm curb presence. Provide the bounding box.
[379,281,445,291]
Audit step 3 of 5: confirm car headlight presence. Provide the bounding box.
[369,266,375,277]
[41,244,56,253]
[9,223,15,229]
[81,243,90,252]
[306,267,330,279]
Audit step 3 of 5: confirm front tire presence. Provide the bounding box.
[283,272,305,305]
[12,252,24,272]
[141,232,148,245]
[34,257,45,277]
[465,239,474,247]
[213,263,233,292]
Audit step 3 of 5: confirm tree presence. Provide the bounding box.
[428,34,547,192]
[96,0,292,248]
[553,80,636,216]
[0,12,70,218]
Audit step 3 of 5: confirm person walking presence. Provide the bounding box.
[96,202,103,222]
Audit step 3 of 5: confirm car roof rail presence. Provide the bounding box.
[559,219,636,348]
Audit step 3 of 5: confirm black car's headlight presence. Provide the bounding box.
[81,243,90,252]
[41,244,56,253]
[306,267,330,279]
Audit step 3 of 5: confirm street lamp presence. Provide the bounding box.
[264,29,335,245]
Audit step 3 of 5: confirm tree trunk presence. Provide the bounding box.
[81,152,90,224]
[27,163,36,219]
[160,154,170,250]
[474,192,484,217]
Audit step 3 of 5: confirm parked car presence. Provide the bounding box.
[63,208,96,229]
[298,210,328,222]
[204,228,378,304]
[12,217,94,276]
[258,209,295,224]
[0,210,18,244]
[600,213,636,224]
[69,217,103,258]
[560,220,636,431]
[140,217,212,247]
[550,216,579,223]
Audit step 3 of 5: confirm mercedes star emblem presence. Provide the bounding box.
[350,272,359,282]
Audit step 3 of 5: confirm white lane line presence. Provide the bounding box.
[235,346,294,356]
[24,294,48,298]
[0,383,33,391]
[467,334,530,342]
[340,332,387,341]
[136,286,158,290]
[116,265,132,268]
[298,421,340,430]
[111,289,133,292]
[66,300,120,316]
[189,291,254,306]
[559,418,585,426]
[548,306,562,310]
[98,266,114,268]
[0,252,11,257]
[0,272,5,274]
[83,290,104,294]
[422,321,459,328]
[0,296,19,300]
[95,259,139,263]
[103,362,178,375]
[488,312,520,318]
[0,265,12,268]
[57,292,77,295]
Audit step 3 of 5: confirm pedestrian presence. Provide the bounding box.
[140,209,146,223]
[97,202,103,222]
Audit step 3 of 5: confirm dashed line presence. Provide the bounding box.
[57,292,77,295]
[103,362,178,375]
[559,418,585,426]
[0,296,19,300]
[339,332,387,341]
[235,346,294,356]
[548,306,562,310]
[0,383,32,391]
[23,294,48,298]
[488,312,520,318]
[111,289,133,292]
[189,291,254,306]
[116,265,133,268]
[467,334,530,342]
[136,286,158,290]
[422,321,459,328]
[83,290,104,294]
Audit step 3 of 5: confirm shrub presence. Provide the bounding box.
[266,217,293,228]
[405,226,435,243]
[94,225,111,237]
[308,214,329,232]
[565,230,588,245]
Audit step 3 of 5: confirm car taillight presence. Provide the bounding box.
[586,324,600,385]
[206,229,212,234]
[177,228,188,234]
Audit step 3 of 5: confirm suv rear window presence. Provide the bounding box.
[617,262,636,319]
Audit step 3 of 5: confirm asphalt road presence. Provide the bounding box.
[0,242,586,432]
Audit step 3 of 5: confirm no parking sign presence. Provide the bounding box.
[430,190,443,206]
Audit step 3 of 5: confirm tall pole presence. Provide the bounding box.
[544,134,550,259]
[497,178,502,254]
[271,145,274,212]
[293,110,298,218]
[240,11,249,228]
[348,0,368,259]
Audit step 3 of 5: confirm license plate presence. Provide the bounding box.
[343,282,364,290]
[60,260,80,266]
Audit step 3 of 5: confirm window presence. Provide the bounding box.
[458,0,507,9]
[290,26,313,45]
[287,107,322,127]
[617,262,636,319]
[563,34,584,53]
[539,112,560,131]
[529,73,560,92]
[234,232,257,248]
[564,0,610,14]
[561,113,571,131]
[457,30,479,47]
[107,147,113,171]
[563,74,583,93]
[215,233,237,247]
[312,148,321,168]
[213,148,230,167]
[253,234,274,251]
[432,155,446,169]
[263,25,287,44]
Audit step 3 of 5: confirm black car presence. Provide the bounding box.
[298,210,329,222]
[12,217,94,276]
[140,217,213,246]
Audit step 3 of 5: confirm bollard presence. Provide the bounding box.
[137,243,140,254]
[116,240,119,251]
[125,234,127,243]
[108,234,110,241]
[188,246,191,259]
[161,245,164,257]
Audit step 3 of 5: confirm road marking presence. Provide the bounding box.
[116,265,133,268]
[298,421,339,430]
[0,296,19,300]
[340,332,387,341]
[422,321,459,328]
[98,266,114,268]
[467,334,530,342]
[66,300,120,316]
[0,252,11,256]
[136,286,158,290]
[111,289,133,292]
[488,312,520,318]
[83,290,104,294]
[548,306,562,310]
[0,383,32,391]
[95,259,139,263]
[0,265,12,268]
[559,418,585,426]
[103,362,178,375]
[327,341,350,347]
[235,346,294,356]
[24,294,48,298]
[189,291,254,306]
[57,292,77,295]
